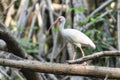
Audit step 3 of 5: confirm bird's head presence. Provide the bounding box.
[48,16,65,32]
[57,16,65,23]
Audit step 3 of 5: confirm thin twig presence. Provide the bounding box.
[0,68,11,79]
[47,74,58,80]
[0,50,23,60]
[88,0,113,18]
[67,51,120,64]
[117,0,120,50]
[28,3,39,39]
[0,0,16,19]
[81,10,113,31]
[14,71,25,80]
[46,0,58,62]
[104,74,108,80]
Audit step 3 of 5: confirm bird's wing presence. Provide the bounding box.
[61,29,95,48]
[61,29,86,43]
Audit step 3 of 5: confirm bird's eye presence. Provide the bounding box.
[59,18,62,22]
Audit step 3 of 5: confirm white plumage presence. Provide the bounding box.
[49,16,96,65]
[61,29,96,49]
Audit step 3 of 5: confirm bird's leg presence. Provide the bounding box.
[79,47,85,57]
[79,47,87,65]
[72,46,77,60]
[72,51,76,60]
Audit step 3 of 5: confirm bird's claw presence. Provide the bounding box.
[81,62,87,66]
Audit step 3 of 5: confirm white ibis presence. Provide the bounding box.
[49,16,96,65]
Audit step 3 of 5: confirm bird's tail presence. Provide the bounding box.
[90,42,96,49]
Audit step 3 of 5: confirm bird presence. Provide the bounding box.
[48,16,96,65]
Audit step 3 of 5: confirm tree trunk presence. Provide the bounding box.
[116,0,120,67]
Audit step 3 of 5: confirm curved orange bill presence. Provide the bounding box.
[47,18,60,33]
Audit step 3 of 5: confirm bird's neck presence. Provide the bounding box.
[59,21,65,32]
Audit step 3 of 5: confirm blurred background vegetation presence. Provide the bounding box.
[0,0,119,80]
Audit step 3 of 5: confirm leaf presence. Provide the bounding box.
[10,25,17,31]
[90,17,95,23]
[85,30,92,36]
[101,45,108,49]
[95,17,105,22]
[75,7,85,12]
[19,38,38,54]
[26,49,37,53]
[67,8,74,13]
[96,45,103,51]
[17,26,25,31]
[67,7,85,13]
[107,37,114,45]
[53,26,60,32]
[33,26,38,30]
[19,38,30,46]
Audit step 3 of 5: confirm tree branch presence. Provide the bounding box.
[81,9,112,31]
[88,0,113,18]
[0,21,34,59]
[67,51,120,64]
[0,21,42,80]
[0,21,27,58]
[0,58,119,79]
[0,50,23,60]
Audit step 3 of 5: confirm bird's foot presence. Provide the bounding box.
[81,62,87,66]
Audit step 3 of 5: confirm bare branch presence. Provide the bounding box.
[0,21,42,80]
[52,3,66,12]
[0,39,7,50]
[67,51,120,64]
[117,0,120,50]
[0,50,23,60]
[88,0,113,18]
[80,0,113,31]
[0,22,27,58]
[0,58,119,79]
[81,10,112,31]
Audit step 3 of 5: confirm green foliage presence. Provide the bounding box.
[70,8,114,65]
[90,17,95,23]
[95,17,105,23]
[53,26,60,32]
[17,26,25,32]
[78,19,89,26]
[19,38,38,54]
[9,25,17,31]
[86,29,114,52]
[77,15,113,60]
[67,7,85,13]
[78,13,105,27]
[33,26,39,30]
[76,28,114,58]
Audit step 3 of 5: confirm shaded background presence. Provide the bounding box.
[0,0,119,80]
